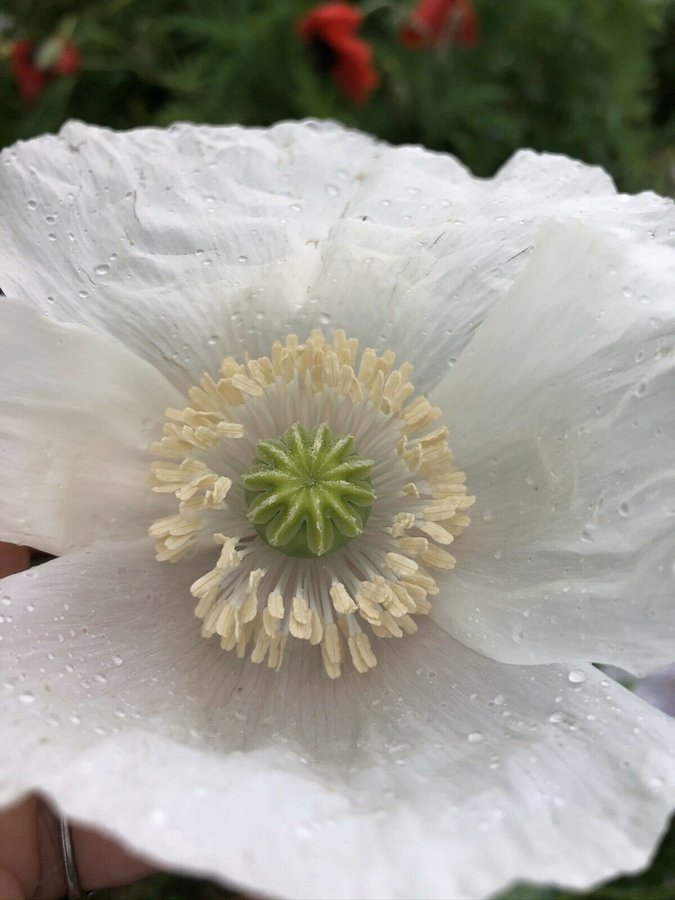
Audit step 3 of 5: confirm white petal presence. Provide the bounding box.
[1,540,674,898]
[3,124,673,395]
[0,300,181,553]
[287,151,674,394]
[0,121,380,390]
[431,220,675,675]
[633,664,675,717]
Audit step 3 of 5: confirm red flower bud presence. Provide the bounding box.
[298,2,379,105]
[10,36,82,103]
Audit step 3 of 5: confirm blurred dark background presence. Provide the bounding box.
[1,0,674,194]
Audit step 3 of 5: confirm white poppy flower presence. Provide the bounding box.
[0,119,674,900]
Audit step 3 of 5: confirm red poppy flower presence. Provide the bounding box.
[10,36,82,103]
[400,0,478,49]
[298,2,379,105]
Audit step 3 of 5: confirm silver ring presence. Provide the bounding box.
[59,814,82,900]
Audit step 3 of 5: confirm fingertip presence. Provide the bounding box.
[0,543,30,578]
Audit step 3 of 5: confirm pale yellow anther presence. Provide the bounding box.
[355,590,383,625]
[330,581,358,614]
[398,536,429,555]
[216,378,243,405]
[419,521,455,544]
[421,546,457,570]
[310,610,324,645]
[386,552,419,578]
[390,511,415,538]
[348,633,377,673]
[424,498,461,522]
[262,607,280,638]
[267,590,285,619]
[321,624,343,677]
[402,570,439,595]
[289,594,313,640]
[214,535,241,571]
[231,372,265,397]
[239,589,259,625]
[216,421,245,439]
[357,348,378,387]
[368,369,385,405]
[190,567,222,601]
[389,580,417,613]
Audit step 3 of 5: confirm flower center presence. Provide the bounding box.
[243,423,375,558]
[149,330,474,678]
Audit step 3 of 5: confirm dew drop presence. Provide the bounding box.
[290,203,302,213]
[78,290,89,300]
[27,200,38,210]
[568,670,586,684]
[45,214,57,224]
[618,502,630,518]
[19,691,35,705]
[467,731,484,743]
[94,264,110,276]
[206,334,219,346]
[318,312,332,326]
[325,184,340,196]
[237,255,248,264]
[112,655,123,666]
[47,233,57,242]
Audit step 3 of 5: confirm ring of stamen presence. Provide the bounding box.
[149,330,474,678]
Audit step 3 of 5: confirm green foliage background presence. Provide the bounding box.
[2,0,675,897]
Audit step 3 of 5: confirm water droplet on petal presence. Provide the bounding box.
[95,264,110,276]
[568,670,586,684]
[467,731,484,743]
[19,691,35,704]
